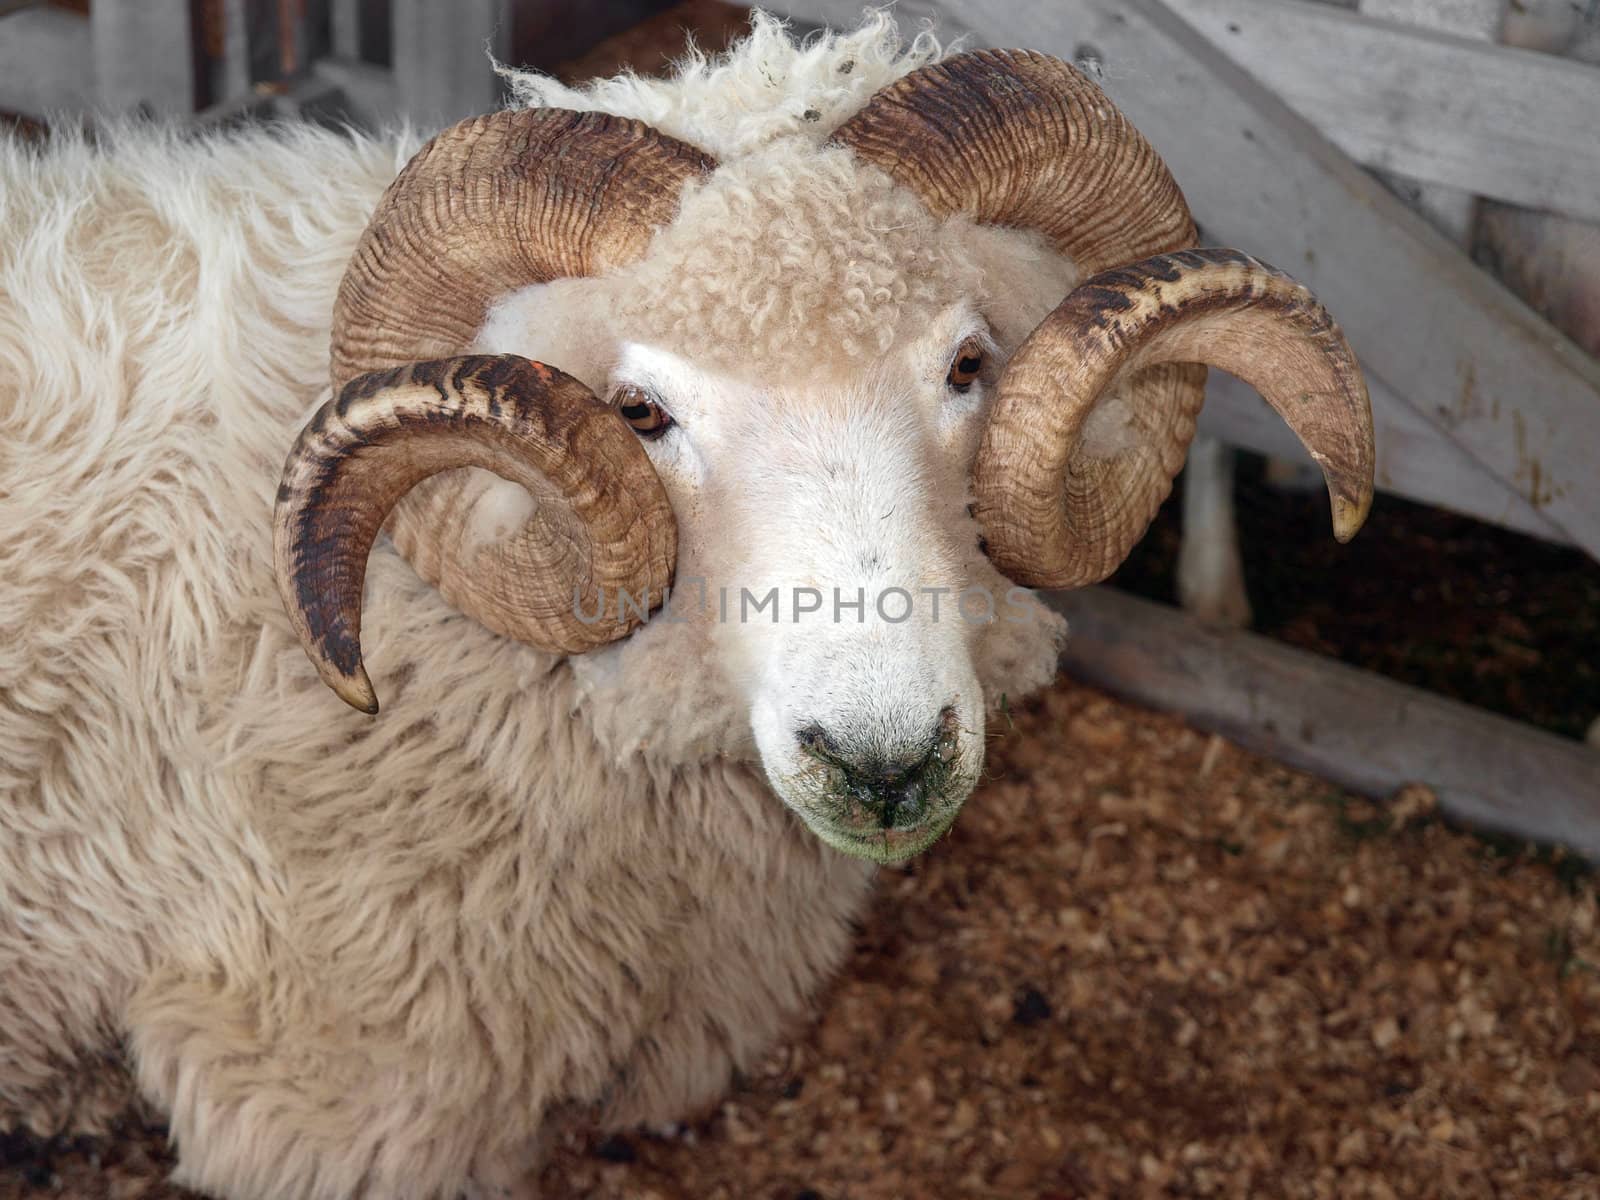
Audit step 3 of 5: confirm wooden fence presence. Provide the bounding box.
[0,0,677,129]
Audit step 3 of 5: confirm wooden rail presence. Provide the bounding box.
[1200,370,1571,545]
[1050,587,1600,860]
[1177,0,1600,224]
[0,7,93,116]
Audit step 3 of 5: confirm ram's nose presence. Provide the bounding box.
[797,706,962,830]
[841,754,936,829]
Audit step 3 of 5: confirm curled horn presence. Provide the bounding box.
[834,50,1374,586]
[276,110,714,710]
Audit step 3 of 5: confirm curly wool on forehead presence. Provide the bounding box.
[497,9,945,162]
[495,7,980,375]
[614,138,984,375]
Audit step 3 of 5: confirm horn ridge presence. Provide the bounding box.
[331,107,716,390]
[832,48,1196,275]
[974,249,1375,588]
[274,355,677,712]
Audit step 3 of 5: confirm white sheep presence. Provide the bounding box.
[0,12,1374,1198]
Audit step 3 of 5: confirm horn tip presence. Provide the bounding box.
[1331,492,1372,543]
[329,666,380,715]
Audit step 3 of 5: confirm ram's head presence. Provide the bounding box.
[274,49,1373,863]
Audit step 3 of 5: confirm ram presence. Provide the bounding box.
[0,13,1373,1199]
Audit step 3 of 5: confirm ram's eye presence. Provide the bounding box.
[613,385,673,439]
[946,337,986,393]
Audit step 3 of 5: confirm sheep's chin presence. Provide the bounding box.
[799,804,966,865]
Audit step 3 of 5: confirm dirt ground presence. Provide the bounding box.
[6,680,1600,1199]
[544,688,1600,1200]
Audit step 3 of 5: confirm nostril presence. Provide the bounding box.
[795,723,838,759]
[935,705,960,764]
[875,776,925,829]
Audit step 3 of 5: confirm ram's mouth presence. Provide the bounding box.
[804,810,964,864]
[775,744,978,865]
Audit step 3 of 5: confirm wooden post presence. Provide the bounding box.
[1354,0,1501,243]
[205,0,254,105]
[0,7,94,118]
[93,0,197,115]
[330,0,361,59]
[390,0,511,129]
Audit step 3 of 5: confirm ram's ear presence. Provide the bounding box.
[274,356,677,713]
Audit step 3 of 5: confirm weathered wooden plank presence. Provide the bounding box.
[240,0,280,88]
[1354,0,1498,242]
[0,7,93,117]
[326,0,392,65]
[391,0,511,128]
[1047,586,1600,860]
[92,0,196,115]
[1358,0,1503,33]
[330,0,361,60]
[769,0,1600,561]
[1176,0,1600,224]
[214,0,252,105]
